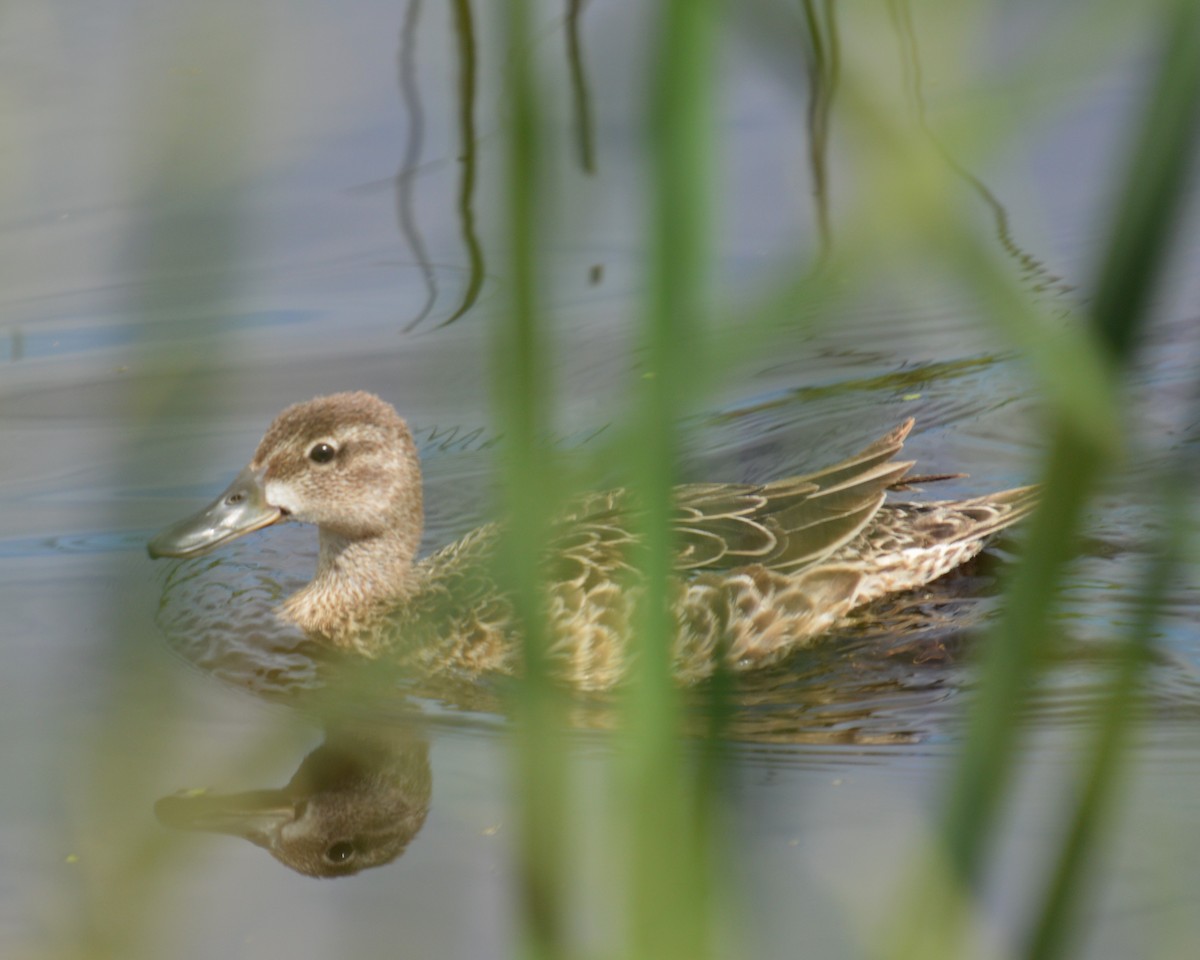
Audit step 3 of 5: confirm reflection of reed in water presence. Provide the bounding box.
[394,0,438,330]
[566,0,596,174]
[792,0,1072,296]
[799,0,839,256]
[394,0,600,330]
[438,0,486,327]
[885,0,1073,298]
[157,726,431,878]
[391,0,487,331]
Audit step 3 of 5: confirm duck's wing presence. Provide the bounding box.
[672,419,916,572]
[554,420,916,576]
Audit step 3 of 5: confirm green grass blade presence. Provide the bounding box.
[494,2,569,957]
[623,1,722,958]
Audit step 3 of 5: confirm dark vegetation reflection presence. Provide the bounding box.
[439,0,486,327]
[886,0,1072,300]
[566,0,597,174]
[799,0,839,256]
[394,0,438,329]
[391,0,487,331]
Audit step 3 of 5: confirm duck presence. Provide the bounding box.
[148,391,1036,690]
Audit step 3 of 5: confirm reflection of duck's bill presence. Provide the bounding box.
[148,466,284,559]
[155,788,294,851]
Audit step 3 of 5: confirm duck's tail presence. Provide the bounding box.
[939,484,1040,542]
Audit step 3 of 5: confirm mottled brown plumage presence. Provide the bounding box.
[149,392,1036,691]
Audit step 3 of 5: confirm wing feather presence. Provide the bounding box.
[550,422,916,577]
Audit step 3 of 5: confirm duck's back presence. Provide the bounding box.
[383,422,1033,690]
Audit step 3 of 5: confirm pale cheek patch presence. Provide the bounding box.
[264,480,304,520]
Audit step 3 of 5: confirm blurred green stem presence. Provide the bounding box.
[624,0,720,958]
[497,1,567,957]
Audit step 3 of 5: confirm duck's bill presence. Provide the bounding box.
[155,788,294,850]
[147,465,284,559]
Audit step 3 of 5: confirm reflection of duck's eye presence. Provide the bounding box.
[308,442,337,464]
[325,840,356,864]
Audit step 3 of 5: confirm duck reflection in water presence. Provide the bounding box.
[156,727,431,878]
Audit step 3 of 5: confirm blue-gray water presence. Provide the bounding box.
[3,2,1200,957]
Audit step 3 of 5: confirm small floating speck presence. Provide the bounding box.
[482,824,501,836]
[902,393,921,401]
[65,854,79,864]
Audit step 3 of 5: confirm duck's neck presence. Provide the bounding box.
[281,527,421,653]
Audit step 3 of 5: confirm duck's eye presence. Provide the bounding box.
[325,840,356,864]
[308,442,337,464]
[225,492,244,505]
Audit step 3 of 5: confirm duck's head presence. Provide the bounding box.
[148,392,423,562]
[155,729,432,878]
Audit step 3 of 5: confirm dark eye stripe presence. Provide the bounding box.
[309,442,337,464]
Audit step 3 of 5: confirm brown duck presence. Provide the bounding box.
[148,392,1035,690]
